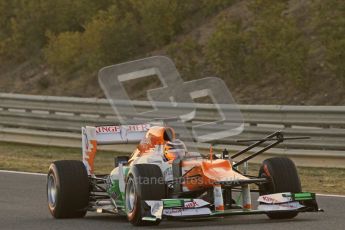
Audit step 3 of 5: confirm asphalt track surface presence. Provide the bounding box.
[1,170,344,230]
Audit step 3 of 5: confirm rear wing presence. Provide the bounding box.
[82,124,150,175]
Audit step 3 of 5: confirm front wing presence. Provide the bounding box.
[142,192,322,221]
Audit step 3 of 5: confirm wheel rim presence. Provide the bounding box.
[125,178,136,212]
[47,174,57,207]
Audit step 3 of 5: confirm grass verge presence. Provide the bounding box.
[0,142,344,195]
[0,142,117,175]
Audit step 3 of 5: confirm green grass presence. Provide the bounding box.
[0,142,118,174]
[0,142,344,195]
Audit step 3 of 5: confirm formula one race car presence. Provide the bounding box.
[47,123,322,226]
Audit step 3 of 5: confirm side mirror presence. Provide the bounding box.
[222,148,229,159]
[114,156,129,168]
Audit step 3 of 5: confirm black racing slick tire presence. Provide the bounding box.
[259,157,301,219]
[47,160,89,218]
[125,164,165,226]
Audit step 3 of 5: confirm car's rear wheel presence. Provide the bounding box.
[125,164,165,226]
[47,160,89,218]
[259,157,301,219]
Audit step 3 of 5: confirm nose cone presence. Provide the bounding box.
[201,159,248,182]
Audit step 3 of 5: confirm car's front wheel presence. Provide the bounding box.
[259,157,301,219]
[125,164,165,226]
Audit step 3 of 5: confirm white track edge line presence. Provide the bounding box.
[1,170,345,198]
[316,193,345,198]
[0,169,45,176]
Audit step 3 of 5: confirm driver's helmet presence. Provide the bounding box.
[164,139,187,161]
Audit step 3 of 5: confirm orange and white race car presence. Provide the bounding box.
[47,123,322,226]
